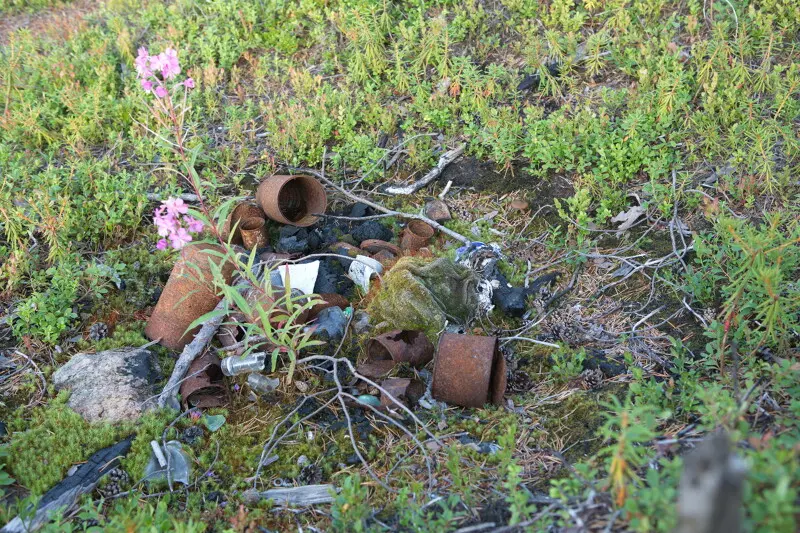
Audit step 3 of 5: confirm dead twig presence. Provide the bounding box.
[383,144,466,195]
[146,192,200,203]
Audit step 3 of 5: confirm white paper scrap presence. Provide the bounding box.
[278,261,320,295]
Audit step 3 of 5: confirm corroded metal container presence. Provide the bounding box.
[432,333,507,408]
[221,202,265,246]
[367,330,434,368]
[400,220,435,252]
[240,217,268,250]
[256,175,327,227]
[360,239,401,257]
[179,350,227,409]
[145,244,234,351]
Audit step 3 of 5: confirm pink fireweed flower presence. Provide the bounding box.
[154,85,168,98]
[153,198,203,250]
[135,47,151,77]
[148,52,164,74]
[163,197,189,215]
[185,216,204,233]
[154,213,178,237]
[159,48,181,79]
[169,227,193,249]
[141,79,153,91]
[183,77,195,89]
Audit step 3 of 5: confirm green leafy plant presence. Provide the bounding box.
[0,447,15,498]
[199,248,325,381]
[330,474,371,533]
[11,264,79,344]
[550,347,586,382]
[497,424,535,525]
[598,394,669,509]
[686,212,800,359]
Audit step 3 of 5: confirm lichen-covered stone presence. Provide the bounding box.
[367,257,477,341]
[52,347,162,423]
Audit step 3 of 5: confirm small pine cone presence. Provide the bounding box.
[702,308,717,324]
[97,468,129,498]
[298,464,323,485]
[182,426,204,445]
[581,368,604,390]
[89,322,109,341]
[107,467,130,484]
[97,481,120,498]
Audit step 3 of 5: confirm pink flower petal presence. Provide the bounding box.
[185,216,204,233]
[169,227,193,249]
[135,47,151,77]
[160,48,181,80]
[163,197,189,215]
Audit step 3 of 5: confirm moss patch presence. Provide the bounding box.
[6,391,178,495]
[368,256,477,341]
[7,392,127,495]
[531,392,606,461]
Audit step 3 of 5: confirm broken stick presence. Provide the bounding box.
[242,484,337,507]
[383,143,465,195]
[157,298,228,409]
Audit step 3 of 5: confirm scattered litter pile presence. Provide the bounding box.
[1,170,574,532]
[142,173,558,419]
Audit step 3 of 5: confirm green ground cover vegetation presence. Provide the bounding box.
[0,0,798,530]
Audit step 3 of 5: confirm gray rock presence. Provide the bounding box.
[313,307,348,342]
[52,347,162,423]
[352,310,371,335]
[424,199,452,222]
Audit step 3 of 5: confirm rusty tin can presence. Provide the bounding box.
[431,333,507,408]
[360,239,401,257]
[145,244,234,351]
[240,217,268,250]
[400,220,435,252]
[221,202,265,246]
[256,175,327,227]
[180,350,227,409]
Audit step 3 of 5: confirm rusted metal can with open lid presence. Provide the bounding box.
[401,220,435,252]
[145,243,234,351]
[256,174,327,227]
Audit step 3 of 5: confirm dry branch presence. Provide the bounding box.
[298,167,471,245]
[242,485,336,506]
[384,143,465,195]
